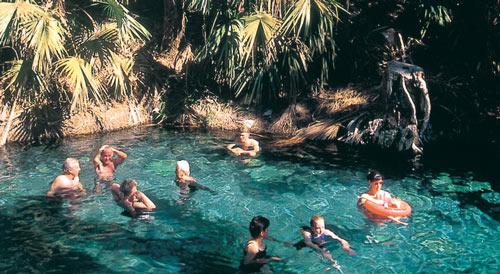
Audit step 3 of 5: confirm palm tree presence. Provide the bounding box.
[0,0,150,146]
[191,0,346,107]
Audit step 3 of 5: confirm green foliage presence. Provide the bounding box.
[193,0,346,107]
[0,0,150,115]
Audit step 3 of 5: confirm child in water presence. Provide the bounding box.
[241,216,281,272]
[300,215,355,261]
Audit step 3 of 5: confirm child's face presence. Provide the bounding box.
[312,219,325,235]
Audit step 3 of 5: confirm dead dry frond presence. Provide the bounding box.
[296,119,340,141]
[316,87,371,115]
[185,96,240,130]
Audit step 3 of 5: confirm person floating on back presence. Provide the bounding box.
[175,160,215,194]
[358,170,409,225]
[300,215,355,262]
[240,216,281,272]
[47,158,85,199]
[93,145,127,191]
[111,179,156,217]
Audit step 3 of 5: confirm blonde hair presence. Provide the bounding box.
[310,215,325,227]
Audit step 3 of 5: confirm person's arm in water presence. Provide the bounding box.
[238,139,260,157]
[47,176,63,197]
[132,191,156,210]
[359,193,386,206]
[111,147,127,166]
[243,242,281,265]
[325,229,356,255]
[300,228,333,260]
[388,216,408,226]
[226,144,243,156]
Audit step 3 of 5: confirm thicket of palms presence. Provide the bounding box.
[0,0,150,145]
[190,0,346,107]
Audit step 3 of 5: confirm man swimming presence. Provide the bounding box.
[47,158,85,199]
[226,132,260,157]
[93,145,127,191]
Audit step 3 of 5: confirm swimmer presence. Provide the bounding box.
[300,215,355,261]
[47,158,85,199]
[226,132,260,157]
[240,216,281,272]
[93,145,127,191]
[111,179,156,216]
[358,170,408,225]
[175,160,215,194]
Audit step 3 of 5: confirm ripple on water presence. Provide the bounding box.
[0,129,498,273]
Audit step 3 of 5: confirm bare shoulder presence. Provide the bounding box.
[246,240,259,253]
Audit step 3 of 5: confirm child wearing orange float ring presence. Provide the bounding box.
[358,170,408,225]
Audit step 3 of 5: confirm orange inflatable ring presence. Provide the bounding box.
[363,199,412,218]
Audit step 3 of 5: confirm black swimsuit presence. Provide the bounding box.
[240,244,268,272]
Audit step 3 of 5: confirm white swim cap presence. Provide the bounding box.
[176,160,190,174]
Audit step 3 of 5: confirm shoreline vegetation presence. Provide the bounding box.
[0,1,498,153]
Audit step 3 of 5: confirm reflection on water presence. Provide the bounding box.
[0,128,498,273]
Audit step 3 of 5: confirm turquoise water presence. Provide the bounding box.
[0,128,498,273]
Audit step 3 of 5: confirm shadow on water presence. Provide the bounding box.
[0,196,118,273]
[0,195,240,273]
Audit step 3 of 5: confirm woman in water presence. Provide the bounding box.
[175,160,215,194]
[241,216,281,272]
[111,179,156,216]
[358,170,408,225]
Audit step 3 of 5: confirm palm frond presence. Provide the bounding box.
[79,23,119,62]
[0,59,48,103]
[240,11,281,67]
[24,11,67,72]
[198,18,243,85]
[94,0,151,44]
[56,56,103,112]
[0,1,44,46]
[107,52,134,99]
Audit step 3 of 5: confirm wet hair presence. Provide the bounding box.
[310,215,325,227]
[249,216,270,238]
[367,170,383,181]
[62,158,79,173]
[120,179,137,196]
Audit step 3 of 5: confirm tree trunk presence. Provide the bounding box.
[0,100,18,147]
[162,0,183,50]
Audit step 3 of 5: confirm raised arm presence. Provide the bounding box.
[93,146,106,168]
[111,147,127,166]
[134,191,156,210]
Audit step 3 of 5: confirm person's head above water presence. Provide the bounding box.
[249,215,270,239]
[367,170,383,182]
[238,132,250,143]
[176,160,190,177]
[310,215,326,235]
[120,179,137,197]
[62,158,80,176]
[367,170,384,191]
[100,146,114,163]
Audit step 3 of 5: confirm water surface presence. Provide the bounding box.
[0,128,498,273]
